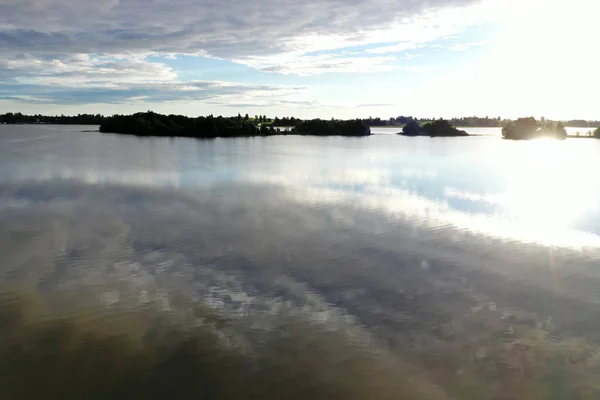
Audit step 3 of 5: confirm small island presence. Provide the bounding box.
[398,119,469,137]
[4,111,600,141]
[502,118,567,140]
[99,112,371,138]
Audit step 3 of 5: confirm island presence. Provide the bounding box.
[99,112,371,138]
[4,111,600,141]
[502,117,567,140]
[398,119,469,137]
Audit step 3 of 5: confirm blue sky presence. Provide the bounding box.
[0,0,597,119]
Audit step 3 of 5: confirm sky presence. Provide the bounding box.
[0,0,598,119]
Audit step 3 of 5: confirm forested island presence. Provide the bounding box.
[4,112,600,130]
[3,111,600,140]
[99,112,371,138]
[362,115,600,128]
[502,118,568,140]
[398,119,469,137]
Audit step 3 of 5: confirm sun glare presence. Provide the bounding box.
[501,139,597,232]
[449,0,600,118]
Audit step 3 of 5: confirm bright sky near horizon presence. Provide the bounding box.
[0,0,597,119]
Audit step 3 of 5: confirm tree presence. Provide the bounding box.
[594,127,600,139]
[503,117,566,140]
[398,119,467,137]
[244,114,249,121]
[99,112,369,138]
[540,121,567,139]
[421,119,468,137]
[402,120,422,136]
[502,117,538,140]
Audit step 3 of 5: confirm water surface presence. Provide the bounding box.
[2,124,600,399]
[372,126,595,137]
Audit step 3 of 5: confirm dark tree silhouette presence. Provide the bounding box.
[401,120,423,136]
[294,119,370,136]
[398,119,467,137]
[421,120,468,137]
[502,118,538,140]
[99,112,370,138]
[502,118,566,140]
[0,113,105,125]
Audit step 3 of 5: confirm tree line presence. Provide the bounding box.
[502,118,600,140]
[502,118,568,140]
[400,120,468,137]
[363,116,506,127]
[0,113,106,125]
[99,112,371,138]
[3,112,600,130]
[362,116,600,128]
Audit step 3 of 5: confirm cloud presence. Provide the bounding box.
[366,43,422,55]
[447,41,489,51]
[204,99,397,110]
[0,0,497,110]
[0,52,308,104]
[0,81,305,105]
[205,99,329,109]
[0,82,304,105]
[1,53,177,87]
[0,0,486,62]
[354,103,396,107]
[240,53,397,76]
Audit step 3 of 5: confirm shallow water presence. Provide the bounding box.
[2,124,600,399]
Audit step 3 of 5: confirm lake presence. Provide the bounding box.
[2,124,600,399]
[372,126,595,137]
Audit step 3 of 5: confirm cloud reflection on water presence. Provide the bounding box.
[2,125,600,250]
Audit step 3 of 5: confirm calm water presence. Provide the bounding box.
[2,124,600,399]
[372,126,595,137]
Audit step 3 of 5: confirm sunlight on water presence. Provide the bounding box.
[2,126,600,248]
[440,139,600,247]
[3,125,600,399]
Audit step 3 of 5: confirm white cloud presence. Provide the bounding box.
[447,41,489,51]
[7,54,178,88]
[0,0,489,71]
[367,43,422,55]
[239,54,397,76]
[404,53,424,60]
[0,52,306,105]
[10,0,584,117]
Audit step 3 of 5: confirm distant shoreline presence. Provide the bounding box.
[2,118,598,141]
